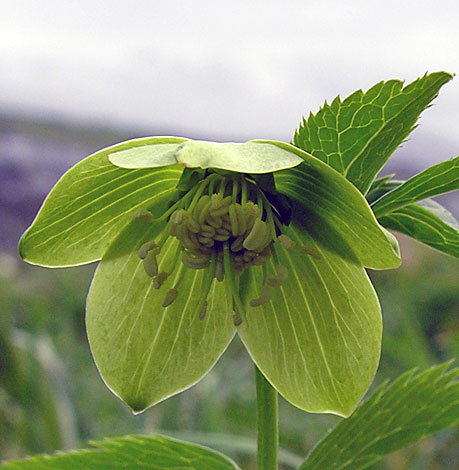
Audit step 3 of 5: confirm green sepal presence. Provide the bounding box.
[238,223,382,417]
[19,137,183,267]
[86,219,236,413]
[274,154,401,270]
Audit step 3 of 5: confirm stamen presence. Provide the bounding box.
[143,250,159,277]
[266,265,288,287]
[300,245,322,260]
[132,208,153,222]
[223,242,246,324]
[196,252,216,320]
[138,240,157,259]
[153,271,169,289]
[250,285,272,307]
[278,234,296,250]
[162,288,178,307]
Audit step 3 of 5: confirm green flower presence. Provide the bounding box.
[19,137,400,417]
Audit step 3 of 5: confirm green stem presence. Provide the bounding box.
[255,365,278,470]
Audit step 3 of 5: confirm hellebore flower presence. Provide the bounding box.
[19,137,400,417]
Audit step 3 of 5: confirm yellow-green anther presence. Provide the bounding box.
[230,235,245,252]
[198,198,213,225]
[138,240,157,259]
[143,250,159,277]
[162,288,178,308]
[235,205,247,236]
[206,214,223,228]
[278,234,296,250]
[153,271,169,289]
[132,208,153,222]
[192,195,210,219]
[228,205,239,237]
[182,252,210,269]
[300,245,323,260]
[186,216,201,233]
[200,224,216,238]
[243,218,268,251]
[214,233,230,242]
[250,285,272,307]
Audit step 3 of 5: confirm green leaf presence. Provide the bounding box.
[274,160,401,270]
[372,156,459,217]
[86,220,236,413]
[293,72,453,194]
[110,139,303,174]
[1,434,241,469]
[19,137,184,267]
[365,174,401,205]
[238,224,382,417]
[299,362,459,470]
[378,199,459,257]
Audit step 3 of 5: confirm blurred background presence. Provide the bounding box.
[0,1,458,468]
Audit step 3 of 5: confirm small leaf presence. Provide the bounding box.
[378,199,459,257]
[1,434,242,469]
[86,220,235,413]
[299,362,459,470]
[274,159,401,270]
[238,224,382,417]
[372,156,459,217]
[293,72,453,193]
[111,139,304,173]
[19,137,183,267]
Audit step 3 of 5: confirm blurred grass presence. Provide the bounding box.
[0,234,457,469]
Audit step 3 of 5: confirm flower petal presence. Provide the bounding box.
[174,140,303,173]
[272,144,401,269]
[238,223,382,417]
[108,136,187,168]
[86,220,236,413]
[19,137,183,267]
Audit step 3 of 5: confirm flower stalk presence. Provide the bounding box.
[255,365,278,470]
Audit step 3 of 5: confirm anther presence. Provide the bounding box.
[278,234,296,251]
[250,285,272,307]
[143,250,159,277]
[153,271,169,289]
[266,265,288,287]
[300,245,322,260]
[132,208,153,222]
[162,288,178,307]
[138,241,157,259]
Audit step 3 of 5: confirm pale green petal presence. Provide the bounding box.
[108,136,187,168]
[86,221,236,413]
[238,223,382,417]
[19,137,184,267]
[110,139,303,174]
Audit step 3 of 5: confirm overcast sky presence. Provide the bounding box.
[1,0,458,167]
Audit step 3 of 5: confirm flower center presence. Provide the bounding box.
[135,173,299,325]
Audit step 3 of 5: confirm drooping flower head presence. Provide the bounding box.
[19,137,400,417]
